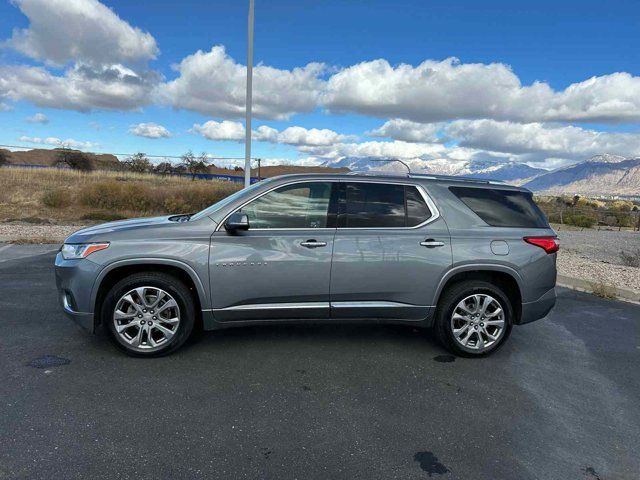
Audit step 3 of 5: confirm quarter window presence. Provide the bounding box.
[449,186,549,228]
[344,183,432,228]
[239,182,333,229]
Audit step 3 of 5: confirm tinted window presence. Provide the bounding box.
[346,183,405,228]
[449,186,548,228]
[406,186,432,227]
[344,183,432,228]
[240,182,332,228]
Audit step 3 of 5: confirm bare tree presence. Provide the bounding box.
[180,150,208,180]
[123,152,152,173]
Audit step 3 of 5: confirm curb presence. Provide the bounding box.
[557,274,640,305]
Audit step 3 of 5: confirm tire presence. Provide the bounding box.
[434,280,513,357]
[102,272,196,357]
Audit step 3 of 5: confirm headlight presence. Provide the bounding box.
[61,243,110,260]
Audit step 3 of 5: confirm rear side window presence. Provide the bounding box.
[344,183,432,228]
[449,186,548,228]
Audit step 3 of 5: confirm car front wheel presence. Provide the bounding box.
[434,280,513,356]
[102,272,196,357]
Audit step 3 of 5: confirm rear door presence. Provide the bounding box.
[210,180,338,321]
[329,181,452,320]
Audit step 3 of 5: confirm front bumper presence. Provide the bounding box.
[519,287,556,325]
[54,252,101,333]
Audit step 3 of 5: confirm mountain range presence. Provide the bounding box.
[324,154,640,196]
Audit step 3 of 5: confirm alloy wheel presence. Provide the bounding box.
[450,293,505,352]
[113,286,181,352]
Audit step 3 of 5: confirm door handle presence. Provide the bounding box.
[300,240,327,248]
[420,239,445,248]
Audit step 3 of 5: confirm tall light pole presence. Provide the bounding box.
[244,0,255,188]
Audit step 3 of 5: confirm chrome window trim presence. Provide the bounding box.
[215,179,440,232]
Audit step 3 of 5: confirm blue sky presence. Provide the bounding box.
[1,0,640,171]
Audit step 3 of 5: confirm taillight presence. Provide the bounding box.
[523,236,559,254]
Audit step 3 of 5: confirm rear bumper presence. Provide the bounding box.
[519,287,556,324]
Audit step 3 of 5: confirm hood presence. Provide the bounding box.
[65,215,173,243]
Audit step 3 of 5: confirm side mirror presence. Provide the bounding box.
[224,212,250,232]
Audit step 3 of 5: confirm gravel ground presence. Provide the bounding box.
[554,229,640,293]
[556,228,640,264]
[0,223,85,242]
[557,251,640,294]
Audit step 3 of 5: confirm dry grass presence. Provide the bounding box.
[0,167,241,223]
[589,281,618,300]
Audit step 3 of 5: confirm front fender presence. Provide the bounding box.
[90,258,210,313]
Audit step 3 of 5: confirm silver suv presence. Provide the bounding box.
[55,173,558,357]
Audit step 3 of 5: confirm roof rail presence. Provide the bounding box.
[407,173,505,185]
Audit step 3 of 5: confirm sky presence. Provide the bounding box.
[0,0,639,170]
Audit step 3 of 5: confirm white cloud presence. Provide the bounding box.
[446,119,640,161]
[160,46,325,120]
[26,112,48,124]
[6,0,158,66]
[299,139,468,162]
[192,120,246,141]
[256,125,350,146]
[323,57,640,124]
[0,102,13,111]
[0,64,158,111]
[129,122,170,139]
[192,121,349,147]
[368,119,443,142]
[18,135,97,149]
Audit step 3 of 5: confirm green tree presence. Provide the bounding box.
[53,149,94,172]
[123,152,152,173]
[153,161,176,176]
[0,150,9,167]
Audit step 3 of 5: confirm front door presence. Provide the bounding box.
[210,181,337,321]
[330,181,452,320]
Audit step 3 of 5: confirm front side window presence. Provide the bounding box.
[344,183,432,228]
[239,182,333,229]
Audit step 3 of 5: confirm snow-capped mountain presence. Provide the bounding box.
[523,155,640,195]
[323,157,546,184]
[323,154,640,194]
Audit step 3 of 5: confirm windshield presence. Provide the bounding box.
[190,180,272,221]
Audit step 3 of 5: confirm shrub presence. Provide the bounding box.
[81,211,127,222]
[79,181,154,211]
[590,281,617,300]
[620,249,640,268]
[564,214,596,228]
[42,188,71,208]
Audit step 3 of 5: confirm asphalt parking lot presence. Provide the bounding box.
[0,245,639,480]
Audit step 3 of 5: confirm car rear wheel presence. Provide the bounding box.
[434,280,513,357]
[102,272,196,357]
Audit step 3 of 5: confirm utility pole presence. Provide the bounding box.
[257,158,261,179]
[244,0,255,188]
